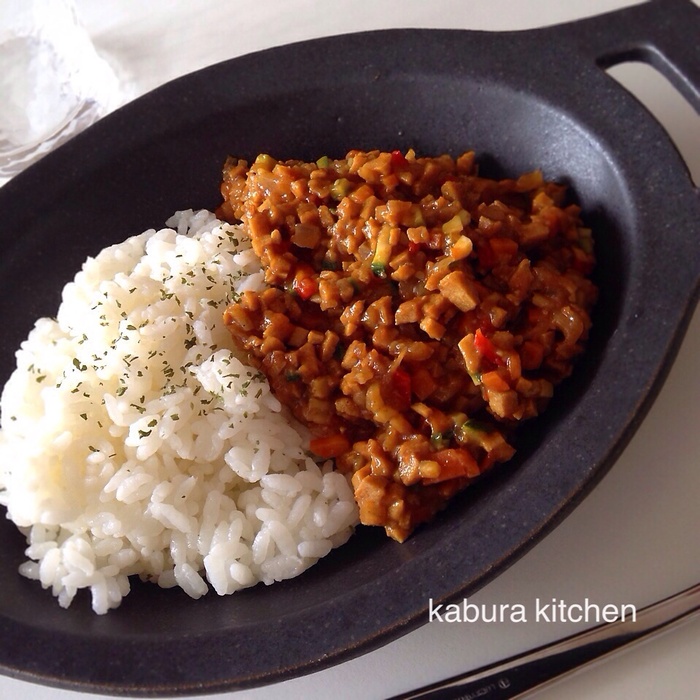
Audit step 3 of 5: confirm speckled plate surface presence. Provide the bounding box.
[0,0,698,695]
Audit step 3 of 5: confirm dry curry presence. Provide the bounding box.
[218,149,597,542]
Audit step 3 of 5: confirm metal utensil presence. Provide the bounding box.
[390,582,700,699]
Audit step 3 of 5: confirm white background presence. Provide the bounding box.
[2,1,699,698]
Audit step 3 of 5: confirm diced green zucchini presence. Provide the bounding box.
[578,227,594,253]
[254,153,276,170]
[371,225,393,277]
[442,213,465,236]
[410,205,426,227]
[430,429,454,449]
[331,178,352,200]
[459,419,510,457]
[463,419,493,433]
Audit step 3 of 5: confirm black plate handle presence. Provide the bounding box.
[557,0,700,288]
[561,0,700,119]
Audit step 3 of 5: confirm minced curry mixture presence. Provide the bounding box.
[217,149,597,542]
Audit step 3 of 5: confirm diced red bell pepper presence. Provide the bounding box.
[390,150,409,168]
[292,274,318,300]
[310,434,351,458]
[424,448,480,483]
[391,367,412,407]
[477,242,496,269]
[474,328,505,367]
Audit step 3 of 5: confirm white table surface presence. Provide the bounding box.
[2,1,699,698]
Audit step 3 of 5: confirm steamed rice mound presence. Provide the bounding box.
[0,209,358,614]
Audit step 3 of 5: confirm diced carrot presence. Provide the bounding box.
[489,237,518,261]
[449,235,473,260]
[520,340,544,370]
[381,173,400,190]
[310,434,351,459]
[572,246,595,274]
[411,366,438,400]
[481,370,511,392]
[349,183,374,203]
[423,448,480,483]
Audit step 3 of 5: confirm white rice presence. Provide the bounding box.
[0,209,358,614]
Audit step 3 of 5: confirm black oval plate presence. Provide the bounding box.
[1,3,699,695]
